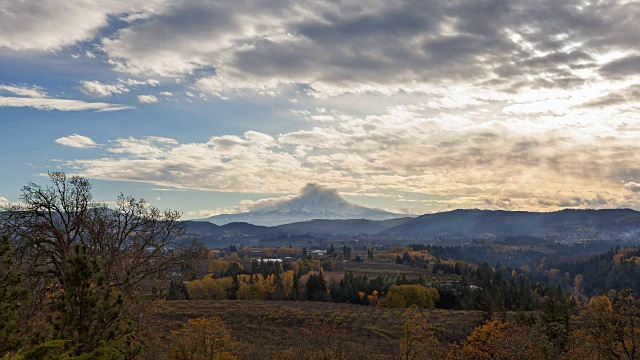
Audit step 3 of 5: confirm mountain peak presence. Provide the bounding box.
[200,184,407,226]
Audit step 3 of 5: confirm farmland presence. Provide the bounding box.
[338,262,460,286]
[146,300,483,359]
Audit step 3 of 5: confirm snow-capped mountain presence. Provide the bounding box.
[198,183,408,226]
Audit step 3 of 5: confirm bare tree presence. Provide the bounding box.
[2,172,92,287]
[1,172,197,295]
[85,193,189,292]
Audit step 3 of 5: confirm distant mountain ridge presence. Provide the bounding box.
[184,208,640,245]
[198,183,409,226]
[382,208,640,240]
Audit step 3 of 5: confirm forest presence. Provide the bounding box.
[3,173,640,359]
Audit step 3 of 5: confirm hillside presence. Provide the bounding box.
[274,217,412,235]
[382,208,640,241]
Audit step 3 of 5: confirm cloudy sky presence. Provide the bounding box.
[1,0,639,218]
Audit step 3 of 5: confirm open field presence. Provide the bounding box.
[341,262,433,275]
[148,300,483,359]
[337,262,461,286]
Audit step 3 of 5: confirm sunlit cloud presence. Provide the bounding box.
[55,134,98,148]
[1,83,132,112]
[137,95,158,103]
[64,104,640,212]
[0,96,132,112]
[0,0,161,51]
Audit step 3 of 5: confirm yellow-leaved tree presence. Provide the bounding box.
[398,305,439,360]
[384,285,439,308]
[167,317,236,360]
[448,320,549,360]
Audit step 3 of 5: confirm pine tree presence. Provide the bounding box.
[0,235,28,354]
[291,273,300,300]
[167,279,189,300]
[540,294,570,353]
[49,244,138,357]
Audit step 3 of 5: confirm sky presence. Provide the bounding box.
[1,0,639,219]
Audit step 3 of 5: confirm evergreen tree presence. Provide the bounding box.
[0,235,28,354]
[540,294,570,353]
[305,272,328,301]
[50,244,138,357]
[167,279,189,300]
[229,275,240,300]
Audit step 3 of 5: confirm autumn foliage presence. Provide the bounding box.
[398,305,439,360]
[448,320,549,360]
[383,285,439,309]
[167,317,237,360]
[563,290,640,360]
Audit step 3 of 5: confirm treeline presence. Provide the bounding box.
[540,246,640,296]
[182,255,562,315]
[409,243,547,268]
[409,240,622,268]
[183,257,442,309]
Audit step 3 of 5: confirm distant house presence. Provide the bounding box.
[311,250,327,256]
[257,258,283,263]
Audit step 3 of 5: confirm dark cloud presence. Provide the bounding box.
[580,84,640,108]
[600,55,640,78]
[582,93,627,108]
[557,194,612,208]
[625,182,640,193]
[293,2,444,42]
[95,0,639,94]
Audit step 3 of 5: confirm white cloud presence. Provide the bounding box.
[79,80,129,97]
[159,91,173,96]
[624,182,640,193]
[1,83,131,112]
[55,134,98,148]
[79,78,162,97]
[0,1,162,51]
[146,136,178,144]
[137,94,158,103]
[107,137,168,156]
[64,105,640,212]
[0,84,47,98]
[191,195,301,217]
[0,196,10,207]
[118,78,159,87]
[0,96,131,112]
